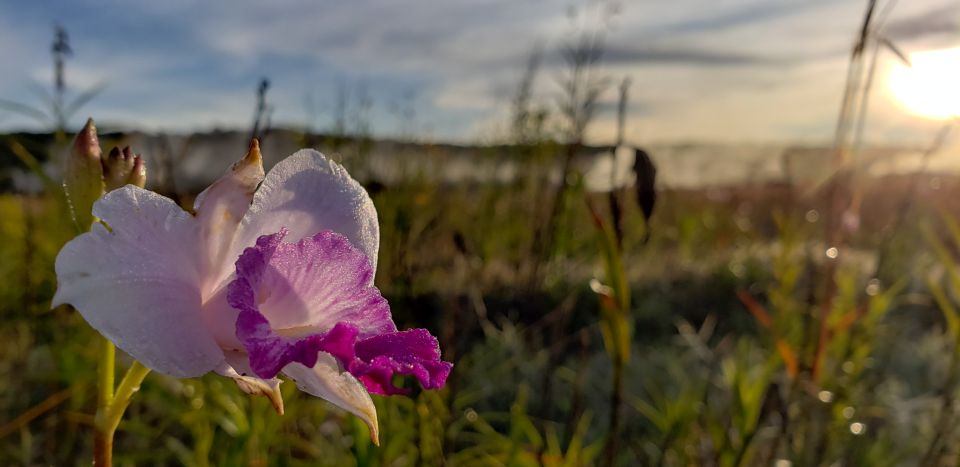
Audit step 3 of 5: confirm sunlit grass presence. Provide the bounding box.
[1,159,959,464]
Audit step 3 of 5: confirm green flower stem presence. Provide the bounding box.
[108,361,151,426]
[98,338,115,409]
[93,353,151,466]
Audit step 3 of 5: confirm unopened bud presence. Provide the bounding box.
[103,146,147,190]
[129,155,146,188]
[64,118,104,230]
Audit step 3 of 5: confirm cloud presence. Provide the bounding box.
[646,0,831,36]
[0,0,952,144]
[885,4,959,42]
[596,45,778,67]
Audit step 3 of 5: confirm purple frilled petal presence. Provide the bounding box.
[229,229,451,395]
[352,329,452,395]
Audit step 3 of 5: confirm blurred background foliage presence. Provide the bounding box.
[5,137,960,465]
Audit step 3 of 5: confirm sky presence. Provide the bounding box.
[0,0,956,145]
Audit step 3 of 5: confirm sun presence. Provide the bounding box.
[888,47,960,120]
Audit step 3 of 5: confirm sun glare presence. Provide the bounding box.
[889,47,960,120]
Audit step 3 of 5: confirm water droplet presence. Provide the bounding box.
[825,247,839,259]
[842,406,855,419]
[842,361,855,374]
[850,422,866,435]
[805,210,820,223]
[818,390,834,403]
[465,408,478,422]
[866,278,881,296]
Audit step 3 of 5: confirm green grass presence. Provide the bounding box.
[1,145,959,465]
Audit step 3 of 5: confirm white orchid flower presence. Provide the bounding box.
[54,141,452,444]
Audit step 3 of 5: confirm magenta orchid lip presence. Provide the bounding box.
[230,228,451,395]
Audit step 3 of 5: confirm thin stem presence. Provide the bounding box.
[732,429,759,467]
[93,426,113,466]
[92,361,151,466]
[94,335,115,466]
[603,354,625,467]
[106,361,151,430]
[98,338,115,409]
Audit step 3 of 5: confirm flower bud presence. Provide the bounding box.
[129,154,147,188]
[103,146,147,191]
[64,118,104,230]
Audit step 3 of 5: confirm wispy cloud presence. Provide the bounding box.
[592,45,779,67]
[885,4,959,42]
[0,0,955,144]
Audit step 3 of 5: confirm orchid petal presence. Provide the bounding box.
[282,355,380,445]
[53,186,223,377]
[351,329,452,395]
[193,141,265,293]
[233,149,380,278]
[216,351,284,415]
[232,229,393,333]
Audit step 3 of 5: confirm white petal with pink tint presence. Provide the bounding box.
[232,149,380,278]
[216,351,284,414]
[193,142,265,293]
[53,186,223,377]
[282,354,380,444]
